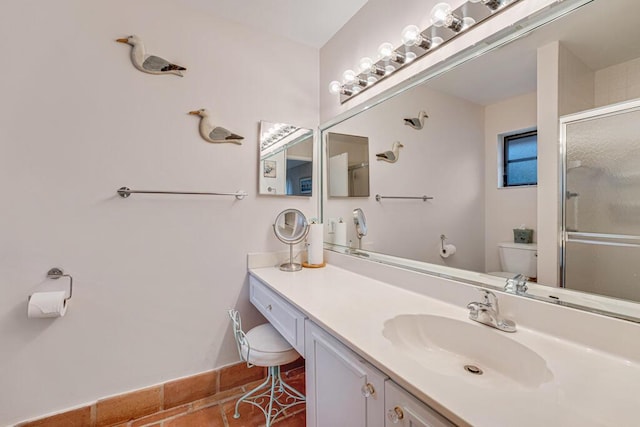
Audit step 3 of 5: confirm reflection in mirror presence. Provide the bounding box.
[273,208,309,272]
[353,208,367,249]
[327,132,370,197]
[259,121,313,196]
[321,0,640,321]
[562,101,640,303]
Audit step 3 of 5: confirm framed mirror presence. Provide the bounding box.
[321,0,640,322]
[327,132,370,197]
[259,121,313,196]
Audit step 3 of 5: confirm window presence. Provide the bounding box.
[502,129,537,187]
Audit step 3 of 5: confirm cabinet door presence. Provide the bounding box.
[385,381,454,427]
[305,320,387,427]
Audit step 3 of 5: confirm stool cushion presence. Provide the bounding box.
[241,323,300,367]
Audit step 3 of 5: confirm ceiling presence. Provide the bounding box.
[186,0,369,48]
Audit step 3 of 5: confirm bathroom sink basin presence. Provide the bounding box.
[383,314,552,389]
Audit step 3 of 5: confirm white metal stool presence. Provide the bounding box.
[228,309,305,426]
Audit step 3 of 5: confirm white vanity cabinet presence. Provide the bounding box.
[249,276,307,356]
[305,320,388,427]
[385,381,454,427]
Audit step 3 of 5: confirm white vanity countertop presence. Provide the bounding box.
[249,263,640,427]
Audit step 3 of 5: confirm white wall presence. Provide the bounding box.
[537,42,595,286]
[559,44,595,117]
[0,1,318,424]
[323,83,486,271]
[595,56,640,107]
[484,92,538,274]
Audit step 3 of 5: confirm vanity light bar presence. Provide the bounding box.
[329,0,520,103]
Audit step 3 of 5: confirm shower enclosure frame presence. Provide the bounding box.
[559,97,640,291]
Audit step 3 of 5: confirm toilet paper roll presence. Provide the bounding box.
[440,244,457,258]
[334,220,347,247]
[308,223,324,265]
[28,291,67,318]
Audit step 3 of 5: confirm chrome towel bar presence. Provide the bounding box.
[375,194,433,202]
[117,187,247,200]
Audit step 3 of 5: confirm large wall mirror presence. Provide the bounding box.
[321,0,640,321]
[259,121,313,196]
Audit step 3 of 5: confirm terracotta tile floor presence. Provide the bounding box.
[123,367,306,427]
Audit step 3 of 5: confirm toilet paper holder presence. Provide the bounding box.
[46,267,73,302]
[440,234,447,251]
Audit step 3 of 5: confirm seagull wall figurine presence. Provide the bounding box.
[404,110,428,130]
[116,35,186,77]
[376,142,404,163]
[189,109,244,145]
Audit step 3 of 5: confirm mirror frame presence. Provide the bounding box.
[318,0,640,324]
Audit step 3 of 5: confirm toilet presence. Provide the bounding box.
[489,242,537,280]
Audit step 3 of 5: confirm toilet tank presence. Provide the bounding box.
[498,242,537,278]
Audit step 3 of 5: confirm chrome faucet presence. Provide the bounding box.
[466,289,516,332]
[504,273,528,295]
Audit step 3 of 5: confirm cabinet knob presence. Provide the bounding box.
[387,406,405,423]
[266,304,272,311]
[361,383,375,397]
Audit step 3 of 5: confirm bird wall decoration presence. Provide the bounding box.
[189,109,244,144]
[116,35,186,77]
[376,142,404,163]
[404,110,428,130]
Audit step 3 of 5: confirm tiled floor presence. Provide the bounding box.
[122,367,306,427]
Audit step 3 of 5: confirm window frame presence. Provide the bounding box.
[501,129,538,187]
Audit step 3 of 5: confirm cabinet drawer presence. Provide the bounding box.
[249,275,306,356]
[385,381,454,427]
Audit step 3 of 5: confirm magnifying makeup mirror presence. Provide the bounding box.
[273,209,309,271]
[353,208,367,249]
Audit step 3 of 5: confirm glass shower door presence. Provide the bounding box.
[562,99,640,303]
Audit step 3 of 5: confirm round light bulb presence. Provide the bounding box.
[359,57,374,73]
[378,42,395,61]
[461,17,476,30]
[405,52,417,63]
[342,69,357,84]
[431,36,444,48]
[367,75,377,85]
[401,25,421,47]
[385,64,396,75]
[430,2,452,27]
[328,80,342,95]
